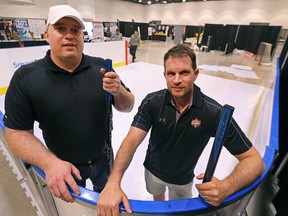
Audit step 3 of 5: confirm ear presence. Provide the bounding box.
[44,29,49,43]
[194,69,199,79]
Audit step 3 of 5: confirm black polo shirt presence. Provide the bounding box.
[132,85,252,185]
[4,50,129,164]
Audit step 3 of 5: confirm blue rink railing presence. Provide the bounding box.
[0,59,280,215]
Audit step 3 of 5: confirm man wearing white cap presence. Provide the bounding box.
[4,5,134,203]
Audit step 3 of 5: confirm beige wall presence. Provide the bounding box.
[144,0,288,27]
[0,0,287,28]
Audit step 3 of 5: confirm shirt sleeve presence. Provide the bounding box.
[131,94,153,132]
[224,118,252,155]
[4,67,35,130]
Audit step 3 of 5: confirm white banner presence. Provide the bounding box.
[92,22,104,39]
[0,41,126,95]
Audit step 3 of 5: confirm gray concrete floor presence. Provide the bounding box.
[0,149,38,216]
[0,39,281,215]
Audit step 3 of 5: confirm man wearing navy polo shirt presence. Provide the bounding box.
[97,44,265,216]
[4,5,134,203]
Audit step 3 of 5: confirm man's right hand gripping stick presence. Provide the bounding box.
[104,59,112,101]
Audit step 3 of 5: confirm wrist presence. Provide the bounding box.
[41,153,60,170]
[222,178,236,197]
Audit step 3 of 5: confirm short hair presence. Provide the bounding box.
[164,44,197,71]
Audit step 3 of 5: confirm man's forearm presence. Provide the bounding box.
[114,86,134,112]
[222,149,265,196]
[107,139,137,186]
[6,128,58,171]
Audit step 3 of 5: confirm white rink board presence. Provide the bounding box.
[0,41,126,91]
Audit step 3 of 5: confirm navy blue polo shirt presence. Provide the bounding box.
[132,85,252,185]
[4,50,129,164]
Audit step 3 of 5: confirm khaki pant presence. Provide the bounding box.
[145,168,193,200]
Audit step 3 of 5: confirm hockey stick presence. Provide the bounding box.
[104,59,113,173]
[202,104,235,183]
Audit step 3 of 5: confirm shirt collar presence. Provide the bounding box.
[192,84,202,108]
[44,50,90,74]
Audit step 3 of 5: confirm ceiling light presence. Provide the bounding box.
[0,0,36,5]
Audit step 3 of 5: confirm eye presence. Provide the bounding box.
[180,70,190,76]
[166,71,175,77]
[71,28,81,35]
[56,26,66,33]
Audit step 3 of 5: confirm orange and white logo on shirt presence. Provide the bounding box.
[191,118,201,128]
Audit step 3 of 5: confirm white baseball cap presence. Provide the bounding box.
[47,5,85,29]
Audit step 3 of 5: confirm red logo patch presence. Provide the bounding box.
[191,118,201,128]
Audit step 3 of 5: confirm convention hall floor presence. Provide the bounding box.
[0,38,281,216]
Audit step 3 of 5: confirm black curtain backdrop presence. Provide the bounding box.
[247,26,268,54]
[235,25,282,55]
[235,25,254,51]
[220,25,238,51]
[183,23,281,56]
[119,21,148,40]
[185,25,203,38]
[137,22,149,40]
[202,24,224,50]
[119,21,137,37]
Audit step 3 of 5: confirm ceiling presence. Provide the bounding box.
[120,0,225,5]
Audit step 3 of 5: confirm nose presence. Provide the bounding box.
[174,74,181,84]
[64,30,74,39]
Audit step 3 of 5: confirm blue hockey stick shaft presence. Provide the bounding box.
[202,104,235,183]
[104,58,113,173]
[104,58,113,101]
